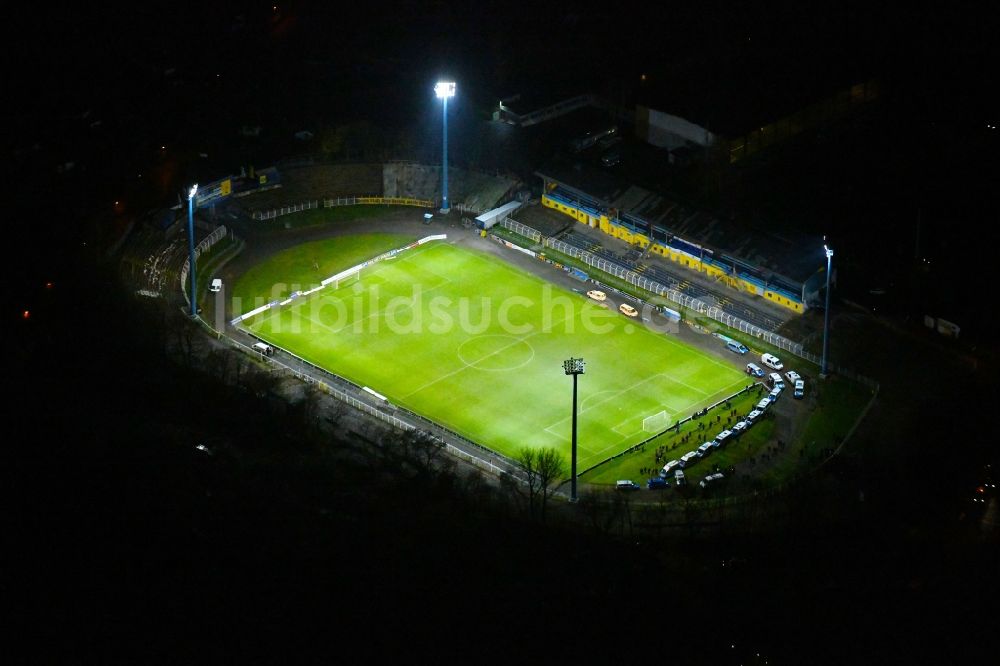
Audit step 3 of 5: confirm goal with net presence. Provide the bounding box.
[642,410,670,433]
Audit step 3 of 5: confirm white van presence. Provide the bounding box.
[768,372,785,389]
[761,353,783,370]
[252,342,274,356]
[700,472,724,488]
[209,278,222,293]
[680,450,699,465]
[661,459,681,477]
[746,362,764,378]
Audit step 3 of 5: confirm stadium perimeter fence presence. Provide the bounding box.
[192,310,517,480]
[499,217,878,387]
[250,196,434,221]
[180,225,230,309]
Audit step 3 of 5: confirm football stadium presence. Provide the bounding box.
[119,96,875,496]
[230,232,749,470]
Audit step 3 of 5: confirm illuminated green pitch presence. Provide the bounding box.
[236,233,747,469]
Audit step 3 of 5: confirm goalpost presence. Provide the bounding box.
[642,410,671,433]
[326,268,361,291]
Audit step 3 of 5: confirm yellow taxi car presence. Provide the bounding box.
[619,303,638,317]
[586,289,607,301]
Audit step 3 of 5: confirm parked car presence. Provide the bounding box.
[674,469,686,485]
[746,409,763,422]
[586,289,607,301]
[647,477,669,490]
[732,420,749,435]
[697,441,714,457]
[616,480,640,491]
[768,386,782,402]
[793,379,805,399]
[681,450,700,465]
[761,353,784,370]
[784,370,801,384]
[746,362,765,377]
[726,340,749,354]
[619,303,638,317]
[756,398,772,411]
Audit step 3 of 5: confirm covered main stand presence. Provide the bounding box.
[474,201,522,229]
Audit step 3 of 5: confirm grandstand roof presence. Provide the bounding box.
[536,162,823,284]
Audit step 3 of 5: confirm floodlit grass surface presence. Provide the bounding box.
[261,205,414,231]
[237,235,747,468]
[232,233,414,309]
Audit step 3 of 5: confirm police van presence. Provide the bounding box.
[746,362,765,378]
[726,340,748,354]
[761,353,784,370]
[252,342,275,356]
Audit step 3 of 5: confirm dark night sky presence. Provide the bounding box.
[5,3,1000,663]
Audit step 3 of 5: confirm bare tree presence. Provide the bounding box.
[515,447,566,522]
[515,447,541,519]
[535,448,566,524]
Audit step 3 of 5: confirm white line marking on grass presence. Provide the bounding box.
[285,276,454,335]
[402,310,578,399]
[662,375,710,397]
[579,390,618,411]
[541,372,673,441]
[654,332,747,374]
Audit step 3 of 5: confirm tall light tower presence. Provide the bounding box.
[187,184,199,317]
[563,357,585,502]
[821,242,834,378]
[435,81,455,213]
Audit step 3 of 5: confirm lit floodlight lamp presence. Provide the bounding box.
[435,82,456,213]
[186,183,199,316]
[563,357,585,502]
[435,81,456,99]
[821,241,834,377]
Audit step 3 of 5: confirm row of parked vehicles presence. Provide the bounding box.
[744,353,805,400]
[587,289,639,318]
[643,372,789,490]
[616,347,809,491]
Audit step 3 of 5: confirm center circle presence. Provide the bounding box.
[457,335,535,371]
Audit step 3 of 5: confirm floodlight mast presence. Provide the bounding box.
[821,243,834,378]
[187,184,199,317]
[435,81,455,213]
[563,357,585,502]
